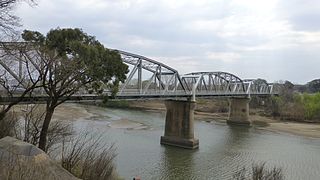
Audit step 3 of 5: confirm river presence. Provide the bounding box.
[65,103,320,180]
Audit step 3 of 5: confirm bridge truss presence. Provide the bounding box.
[117,50,186,97]
[0,42,277,102]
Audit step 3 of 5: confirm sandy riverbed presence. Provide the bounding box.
[126,100,320,139]
[50,102,320,139]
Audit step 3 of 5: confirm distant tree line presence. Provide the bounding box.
[250,80,320,122]
[294,79,320,93]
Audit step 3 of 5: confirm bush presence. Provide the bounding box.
[16,104,73,153]
[302,93,320,120]
[61,131,117,180]
[233,162,284,180]
[0,109,18,139]
[266,92,320,121]
[279,94,305,121]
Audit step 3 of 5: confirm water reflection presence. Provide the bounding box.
[194,125,254,179]
[224,125,251,148]
[159,146,197,180]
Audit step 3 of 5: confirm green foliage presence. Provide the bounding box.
[268,92,320,121]
[22,30,45,43]
[307,79,320,93]
[22,28,128,95]
[268,96,282,117]
[21,28,129,150]
[302,93,320,120]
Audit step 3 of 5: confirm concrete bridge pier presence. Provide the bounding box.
[227,97,251,126]
[160,99,199,149]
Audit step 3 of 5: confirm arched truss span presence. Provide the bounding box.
[243,79,274,95]
[117,50,186,96]
[181,71,246,95]
[0,42,276,98]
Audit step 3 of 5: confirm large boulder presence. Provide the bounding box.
[0,136,79,180]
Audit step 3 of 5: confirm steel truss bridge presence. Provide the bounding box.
[0,42,278,103]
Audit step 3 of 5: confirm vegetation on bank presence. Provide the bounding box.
[268,93,320,121]
[0,105,119,180]
[266,90,320,122]
[102,92,320,123]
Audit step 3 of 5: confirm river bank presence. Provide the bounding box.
[47,100,320,139]
[104,99,320,139]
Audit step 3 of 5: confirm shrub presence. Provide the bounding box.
[61,131,117,180]
[16,104,73,153]
[0,110,18,139]
[233,162,284,180]
[302,93,320,120]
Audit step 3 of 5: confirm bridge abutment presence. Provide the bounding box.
[227,97,251,126]
[160,99,199,149]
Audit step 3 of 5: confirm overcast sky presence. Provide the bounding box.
[15,0,320,84]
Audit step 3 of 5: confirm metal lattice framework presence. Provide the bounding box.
[0,42,40,92]
[0,42,277,102]
[117,50,186,96]
[243,79,275,96]
[180,72,244,100]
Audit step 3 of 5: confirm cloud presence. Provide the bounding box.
[206,52,241,63]
[278,0,320,32]
[14,0,320,83]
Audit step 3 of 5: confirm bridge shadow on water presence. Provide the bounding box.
[155,124,254,180]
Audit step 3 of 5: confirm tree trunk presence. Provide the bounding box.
[38,106,55,151]
[0,104,14,121]
[0,112,6,121]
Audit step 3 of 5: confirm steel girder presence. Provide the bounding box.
[117,50,186,96]
[182,72,246,95]
[0,42,41,91]
[0,42,277,99]
[243,79,274,96]
[181,72,275,98]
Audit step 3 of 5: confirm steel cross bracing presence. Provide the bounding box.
[116,50,186,97]
[0,42,278,102]
[104,51,277,99]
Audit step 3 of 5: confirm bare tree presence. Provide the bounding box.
[0,42,43,121]
[17,104,73,152]
[0,0,36,37]
[0,0,39,122]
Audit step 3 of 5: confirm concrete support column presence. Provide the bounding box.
[227,97,251,126]
[160,99,199,149]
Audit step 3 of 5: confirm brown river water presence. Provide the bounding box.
[56,103,320,180]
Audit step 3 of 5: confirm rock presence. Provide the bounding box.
[0,136,79,180]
